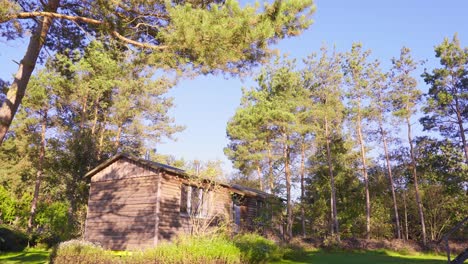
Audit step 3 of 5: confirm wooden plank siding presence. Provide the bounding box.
[84,156,265,251]
[84,158,159,250]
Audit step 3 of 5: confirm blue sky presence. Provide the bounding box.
[0,0,466,173]
[156,0,467,172]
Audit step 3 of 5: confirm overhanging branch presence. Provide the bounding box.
[2,11,167,50]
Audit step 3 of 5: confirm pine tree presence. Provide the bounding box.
[390,47,427,245]
[23,66,60,232]
[368,60,402,239]
[303,46,344,239]
[421,34,468,163]
[343,43,373,239]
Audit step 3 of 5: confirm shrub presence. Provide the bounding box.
[233,233,283,264]
[137,235,241,264]
[0,186,17,224]
[50,239,118,264]
[0,225,28,252]
[50,234,282,264]
[35,201,70,247]
[322,234,342,251]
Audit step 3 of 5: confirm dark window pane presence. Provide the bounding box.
[180,184,188,213]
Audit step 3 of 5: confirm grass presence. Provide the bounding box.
[0,248,50,264]
[273,249,448,264]
[0,247,451,264]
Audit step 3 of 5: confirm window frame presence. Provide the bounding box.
[180,183,211,218]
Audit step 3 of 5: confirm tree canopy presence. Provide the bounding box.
[0,0,316,144]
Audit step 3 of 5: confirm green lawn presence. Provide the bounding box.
[273,249,448,264]
[0,248,451,264]
[0,248,50,264]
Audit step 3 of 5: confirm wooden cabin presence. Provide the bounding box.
[83,153,274,250]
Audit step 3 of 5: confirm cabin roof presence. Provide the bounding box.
[85,153,273,199]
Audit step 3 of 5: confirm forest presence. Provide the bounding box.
[225,38,467,245]
[0,0,466,262]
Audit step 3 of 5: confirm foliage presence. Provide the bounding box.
[0,0,316,147]
[226,55,309,239]
[233,233,283,263]
[0,225,28,252]
[50,235,283,264]
[49,239,116,264]
[0,186,17,224]
[34,201,70,246]
[421,34,468,161]
[139,235,241,264]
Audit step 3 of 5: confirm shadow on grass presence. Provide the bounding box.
[276,249,447,264]
[0,249,49,264]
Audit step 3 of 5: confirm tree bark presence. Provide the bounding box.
[406,116,427,245]
[27,110,47,232]
[379,121,401,239]
[300,141,306,238]
[0,0,59,145]
[325,117,339,240]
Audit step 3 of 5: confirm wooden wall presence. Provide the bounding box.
[157,172,233,241]
[84,158,158,250]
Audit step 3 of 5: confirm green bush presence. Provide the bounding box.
[233,233,283,264]
[0,186,17,224]
[0,225,28,252]
[35,201,70,247]
[50,234,282,264]
[50,239,118,264]
[137,235,241,264]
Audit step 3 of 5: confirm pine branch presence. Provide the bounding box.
[2,11,167,50]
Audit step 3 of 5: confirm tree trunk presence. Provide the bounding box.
[97,115,107,159]
[0,0,59,145]
[406,116,427,245]
[380,121,401,239]
[267,144,274,193]
[357,112,371,239]
[91,97,100,135]
[325,117,339,239]
[256,165,263,191]
[284,135,292,241]
[300,141,306,238]
[403,190,409,240]
[27,110,47,232]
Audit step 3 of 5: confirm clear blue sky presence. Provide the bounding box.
[0,0,466,173]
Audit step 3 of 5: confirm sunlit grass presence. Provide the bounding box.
[0,246,451,264]
[273,249,447,264]
[0,248,50,264]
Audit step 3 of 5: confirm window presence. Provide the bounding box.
[180,184,211,218]
[256,200,264,217]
